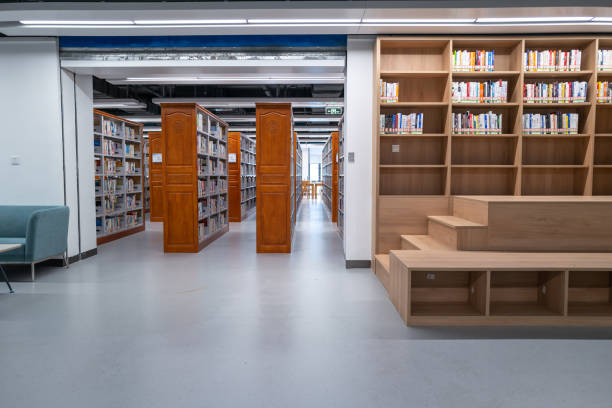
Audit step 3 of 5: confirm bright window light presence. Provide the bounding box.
[20,20,134,25]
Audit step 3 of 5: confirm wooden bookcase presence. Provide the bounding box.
[94,110,145,245]
[143,137,150,213]
[322,131,339,222]
[160,103,229,252]
[228,132,256,222]
[337,117,345,240]
[374,36,612,254]
[256,103,296,253]
[295,135,303,212]
[147,131,164,222]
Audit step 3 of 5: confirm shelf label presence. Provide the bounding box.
[229,153,237,163]
[152,153,162,163]
[392,144,400,153]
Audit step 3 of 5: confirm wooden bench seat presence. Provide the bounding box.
[388,250,612,326]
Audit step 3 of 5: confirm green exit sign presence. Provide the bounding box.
[325,107,343,115]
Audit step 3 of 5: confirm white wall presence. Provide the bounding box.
[0,38,95,259]
[344,36,374,263]
[0,38,65,206]
[60,71,96,257]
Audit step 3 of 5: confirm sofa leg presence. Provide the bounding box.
[0,265,14,294]
[64,253,69,268]
[31,263,35,281]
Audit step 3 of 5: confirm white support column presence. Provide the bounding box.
[344,36,375,267]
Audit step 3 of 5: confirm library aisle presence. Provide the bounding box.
[1,200,612,407]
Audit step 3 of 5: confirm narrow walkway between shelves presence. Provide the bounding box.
[1,200,612,408]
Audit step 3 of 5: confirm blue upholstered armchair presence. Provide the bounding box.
[0,206,70,281]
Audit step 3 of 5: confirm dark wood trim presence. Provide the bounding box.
[93,109,144,128]
[97,225,145,245]
[345,260,372,269]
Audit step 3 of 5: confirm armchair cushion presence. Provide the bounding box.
[0,237,26,262]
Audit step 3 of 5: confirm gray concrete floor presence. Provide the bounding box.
[2,199,612,408]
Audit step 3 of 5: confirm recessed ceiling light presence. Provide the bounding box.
[134,19,247,25]
[476,17,593,23]
[20,20,134,25]
[248,19,361,24]
[362,18,475,23]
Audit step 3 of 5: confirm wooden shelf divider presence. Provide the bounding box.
[228,132,256,222]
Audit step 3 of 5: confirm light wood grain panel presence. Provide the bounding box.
[148,131,164,222]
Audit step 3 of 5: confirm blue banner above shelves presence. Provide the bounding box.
[60,35,347,49]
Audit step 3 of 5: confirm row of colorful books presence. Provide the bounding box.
[379,113,423,134]
[524,49,582,72]
[452,50,495,72]
[452,111,503,134]
[379,80,399,103]
[523,113,579,134]
[524,81,587,103]
[452,80,508,103]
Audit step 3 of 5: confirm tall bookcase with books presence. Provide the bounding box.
[374,36,612,254]
[295,136,303,212]
[143,137,150,213]
[161,103,229,252]
[322,131,338,222]
[94,110,145,244]
[256,103,295,253]
[228,132,256,222]
[337,117,345,240]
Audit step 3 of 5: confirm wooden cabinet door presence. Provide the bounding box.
[256,103,293,253]
[148,131,164,222]
[228,132,242,222]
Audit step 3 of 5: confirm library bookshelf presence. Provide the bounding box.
[143,137,150,213]
[161,103,229,253]
[147,131,163,222]
[228,132,256,222]
[256,103,296,253]
[295,134,303,212]
[337,117,345,240]
[94,110,145,245]
[322,131,339,222]
[374,36,612,254]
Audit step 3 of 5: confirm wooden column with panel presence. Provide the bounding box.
[256,103,294,253]
[161,103,229,253]
[148,131,164,222]
[228,131,242,222]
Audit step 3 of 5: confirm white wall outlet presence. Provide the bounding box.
[426,273,436,280]
[10,155,21,166]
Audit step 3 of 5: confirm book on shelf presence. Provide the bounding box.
[452,80,508,103]
[379,80,399,103]
[101,119,121,137]
[597,81,612,103]
[524,81,587,103]
[452,50,495,72]
[524,49,582,72]
[598,49,612,71]
[103,139,121,155]
[379,113,423,134]
[522,112,579,134]
[452,111,503,134]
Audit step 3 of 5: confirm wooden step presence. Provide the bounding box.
[427,215,488,251]
[374,254,391,292]
[401,234,454,251]
[452,196,490,225]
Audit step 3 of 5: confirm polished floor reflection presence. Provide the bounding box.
[1,199,612,408]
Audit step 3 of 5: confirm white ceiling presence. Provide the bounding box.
[2,2,612,36]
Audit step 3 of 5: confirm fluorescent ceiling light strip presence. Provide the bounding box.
[362,18,475,23]
[476,16,592,23]
[592,17,612,22]
[248,18,361,24]
[20,20,134,25]
[134,19,247,24]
